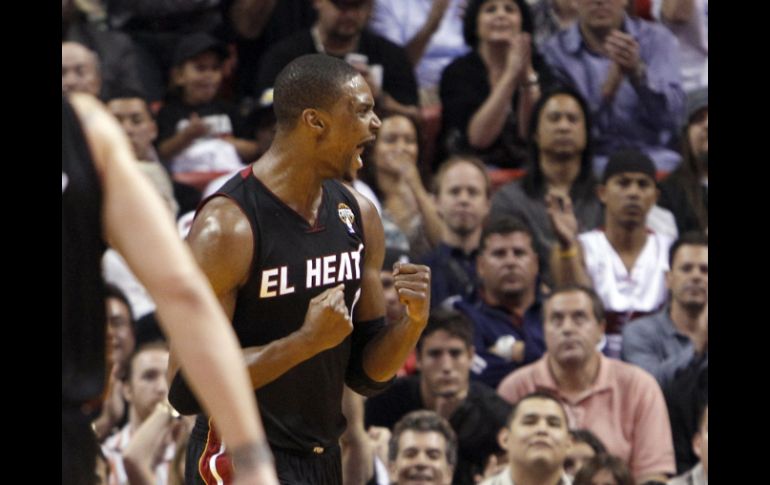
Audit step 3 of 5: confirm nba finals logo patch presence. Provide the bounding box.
[338,203,356,235]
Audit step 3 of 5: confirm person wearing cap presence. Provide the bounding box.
[659,87,708,235]
[540,0,686,175]
[156,32,259,173]
[366,308,512,485]
[496,287,676,484]
[254,0,419,121]
[547,149,673,358]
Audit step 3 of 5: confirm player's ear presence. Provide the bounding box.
[303,108,326,133]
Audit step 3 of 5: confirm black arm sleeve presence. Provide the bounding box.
[168,370,203,416]
[345,317,396,397]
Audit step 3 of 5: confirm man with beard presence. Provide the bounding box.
[455,216,546,389]
[621,233,707,387]
[497,286,675,484]
[255,0,418,120]
[490,87,601,280]
[548,149,672,357]
[422,156,491,309]
[388,410,458,485]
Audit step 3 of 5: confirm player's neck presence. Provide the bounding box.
[254,144,325,218]
[604,222,647,253]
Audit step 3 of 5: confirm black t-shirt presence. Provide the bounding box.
[255,29,418,106]
[62,97,107,406]
[365,375,512,485]
[438,50,554,170]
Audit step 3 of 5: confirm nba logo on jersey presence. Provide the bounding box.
[338,203,356,235]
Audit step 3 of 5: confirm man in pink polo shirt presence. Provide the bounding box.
[497,285,675,484]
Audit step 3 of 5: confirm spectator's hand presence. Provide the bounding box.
[393,263,431,326]
[367,426,392,466]
[545,189,579,249]
[92,364,126,441]
[378,150,416,180]
[605,30,642,77]
[399,157,425,194]
[299,284,353,353]
[427,0,451,27]
[185,112,210,140]
[504,32,532,81]
[122,401,187,484]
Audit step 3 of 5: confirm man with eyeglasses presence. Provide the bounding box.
[366,308,512,484]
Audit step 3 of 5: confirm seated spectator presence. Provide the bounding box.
[62,41,102,97]
[102,342,183,485]
[156,33,258,173]
[422,155,491,308]
[480,391,572,485]
[64,4,145,101]
[438,0,555,170]
[91,284,137,443]
[106,91,179,217]
[659,88,708,235]
[548,150,673,357]
[541,0,685,174]
[366,308,512,484]
[255,0,419,121]
[497,285,676,483]
[360,114,444,259]
[572,454,635,485]
[388,410,458,485]
[621,233,708,388]
[490,86,601,271]
[455,216,547,389]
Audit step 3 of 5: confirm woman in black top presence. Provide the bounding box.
[438,0,554,170]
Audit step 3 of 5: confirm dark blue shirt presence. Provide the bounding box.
[455,295,546,390]
[421,243,478,309]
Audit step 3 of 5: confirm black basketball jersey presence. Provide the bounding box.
[195,167,366,452]
[62,97,107,405]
